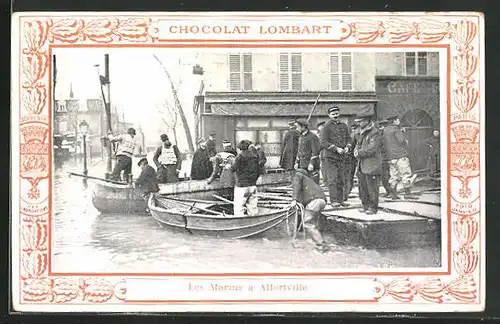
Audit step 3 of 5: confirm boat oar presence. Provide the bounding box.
[161,196,219,205]
[212,194,234,204]
[161,197,224,216]
[68,172,126,185]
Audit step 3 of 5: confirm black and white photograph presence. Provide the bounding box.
[52,48,444,274]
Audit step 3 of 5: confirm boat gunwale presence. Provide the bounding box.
[149,196,290,220]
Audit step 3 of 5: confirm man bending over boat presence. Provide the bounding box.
[290,169,331,253]
[231,140,261,217]
[135,157,160,204]
[108,127,136,182]
[153,134,182,183]
[207,140,237,185]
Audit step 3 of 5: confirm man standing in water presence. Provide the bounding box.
[290,169,331,253]
[108,127,137,182]
[153,134,182,183]
[320,106,352,207]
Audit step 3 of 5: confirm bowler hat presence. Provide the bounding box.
[127,127,136,135]
[137,157,148,166]
[160,134,169,141]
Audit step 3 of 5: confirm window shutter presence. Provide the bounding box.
[417,52,428,76]
[341,53,352,90]
[229,54,241,91]
[291,53,302,91]
[330,53,340,90]
[405,52,416,76]
[243,54,252,91]
[279,53,289,91]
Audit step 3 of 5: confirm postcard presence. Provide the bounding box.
[11,12,485,312]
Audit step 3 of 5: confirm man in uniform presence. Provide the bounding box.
[153,134,182,183]
[295,119,321,184]
[134,157,160,203]
[206,132,217,158]
[354,109,383,215]
[382,115,418,200]
[108,127,137,182]
[319,106,352,207]
[377,120,392,197]
[280,119,300,170]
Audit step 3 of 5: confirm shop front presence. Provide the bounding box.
[201,92,378,168]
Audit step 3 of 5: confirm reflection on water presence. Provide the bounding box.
[53,157,441,273]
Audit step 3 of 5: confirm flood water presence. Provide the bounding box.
[52,156,441,274]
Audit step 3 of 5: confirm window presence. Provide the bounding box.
[56,101,67,112]
[279,53,302,91]
[330,52,353,91]
[405,52,428,76]
[229,53,252,91]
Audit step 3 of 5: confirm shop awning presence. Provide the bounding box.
[206,102,376,116]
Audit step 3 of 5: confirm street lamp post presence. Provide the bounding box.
[79,120,89,178]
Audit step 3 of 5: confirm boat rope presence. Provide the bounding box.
[286,202,306,248]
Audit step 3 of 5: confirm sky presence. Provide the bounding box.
[53,48,203,148]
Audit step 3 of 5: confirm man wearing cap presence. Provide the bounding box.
[319,106,352,207]
[295,119,321,185]
[108,127,137,182]
[280,119,300,171]
[206,132,217,158]
[377,120,392,197]
[382,115,417,200]
[231,140,261,217]
[317,121,328,185]
[290,169,332,253]
[353,110,383,214]
[134,157,159,203]
[153,134,182,183]
[207,140,237,189]
[191,137,213,180]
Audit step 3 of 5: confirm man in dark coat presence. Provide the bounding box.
[345,123,360,199]
[134,157,160,202]
[425,129,440,177]
[317,121,328,186]
[319,106,352,207]
[295,119,321,185]
[190,137,213,180]
[354,110,383,214]
[251,141,267,175]
[153,134,182,183]
[382,115,418,199]
[377,120,392,197]
[280,119,300,170]
[291,169,331,253]
[206,132,217,158]
[231,140,261,217]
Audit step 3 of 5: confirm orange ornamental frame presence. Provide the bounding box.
[12,12,484,310]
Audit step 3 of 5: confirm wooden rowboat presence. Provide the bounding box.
[90,169,292,215]
[148,194,297,239]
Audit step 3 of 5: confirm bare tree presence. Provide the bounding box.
[152,54,195,152]
[157,99,180,145]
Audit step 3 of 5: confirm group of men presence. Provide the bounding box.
[280,105,418,215]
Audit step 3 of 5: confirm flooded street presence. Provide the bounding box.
[52,156,441,274]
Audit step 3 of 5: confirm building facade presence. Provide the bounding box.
[198,51,440,169]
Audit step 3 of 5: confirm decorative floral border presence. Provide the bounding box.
[14,13,483,308]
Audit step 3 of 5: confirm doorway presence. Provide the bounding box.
[400,109,435,172]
